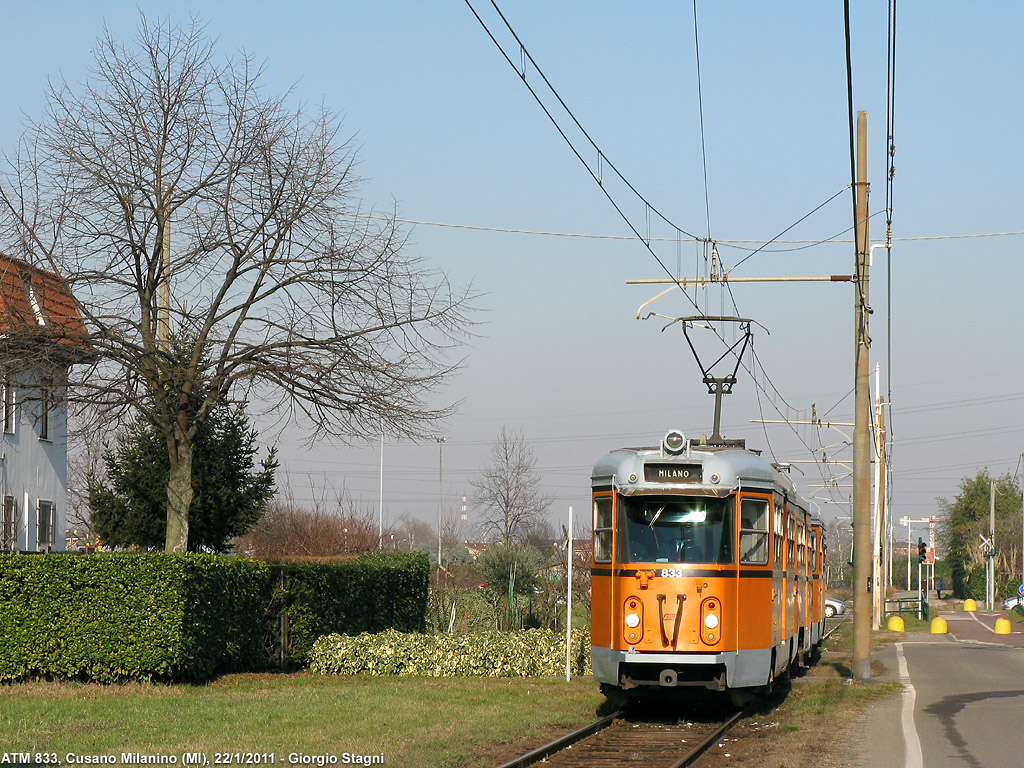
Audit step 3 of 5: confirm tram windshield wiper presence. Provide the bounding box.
[649,505,664,550]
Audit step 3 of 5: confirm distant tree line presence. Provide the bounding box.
[939,470,1023,600]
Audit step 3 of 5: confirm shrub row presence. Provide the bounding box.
[309,627,592,678]
[272,552,430,665]
[0,550,429,682]
[0,553,268,682]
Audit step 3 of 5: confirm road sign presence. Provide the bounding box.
[1018,583,1024,598]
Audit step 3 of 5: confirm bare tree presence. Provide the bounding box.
[0,16,474,552]
[235,490,380,558]
[471,426,551,550]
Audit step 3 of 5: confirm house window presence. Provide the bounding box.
[37,499,55,549]
[2,380,13,434]
[1,495,15,549]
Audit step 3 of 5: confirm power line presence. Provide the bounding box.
[692,0,712,244]
[338,209,1024,247]
[725,186,851,273]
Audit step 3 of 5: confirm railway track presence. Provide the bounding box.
[495,708,743,768]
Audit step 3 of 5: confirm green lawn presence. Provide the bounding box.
[1,674,604,768]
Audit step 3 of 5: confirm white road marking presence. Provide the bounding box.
[896,642,924,768]
[968,611,995,633]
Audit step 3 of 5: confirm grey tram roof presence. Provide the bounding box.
[592,441,814,519]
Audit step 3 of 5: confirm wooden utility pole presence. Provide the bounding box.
[852,110,872,680]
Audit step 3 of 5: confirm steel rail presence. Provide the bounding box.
[823,611,850,642]
[666,709,744,768]
[492,709,621,768]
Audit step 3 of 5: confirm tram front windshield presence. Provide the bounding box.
[620,496,733,565]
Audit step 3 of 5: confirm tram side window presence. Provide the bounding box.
[594,497,613,563]
[787,519,795,571]
[773,503,784,564]
[739,498,769,565]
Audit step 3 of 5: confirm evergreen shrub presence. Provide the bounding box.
[308,627,592,678]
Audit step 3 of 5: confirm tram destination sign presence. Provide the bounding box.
[644,463,703,483]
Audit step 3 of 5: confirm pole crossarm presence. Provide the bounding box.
[627,275,853,285]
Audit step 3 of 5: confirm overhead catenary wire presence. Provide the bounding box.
[465,0,700,240]
[464,0,724,337]
[884,0,899,513]
[464,0,862,501]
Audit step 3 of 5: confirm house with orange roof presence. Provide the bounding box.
[0,254,89,552]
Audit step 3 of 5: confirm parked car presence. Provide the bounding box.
[824,596,846,618]
[1001,595,1024,611]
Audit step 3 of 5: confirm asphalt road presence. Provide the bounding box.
[842,610,1024,768]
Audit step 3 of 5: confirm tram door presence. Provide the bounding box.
[591,493,615,649]
[771,496,785,653]
[795,517,806,645]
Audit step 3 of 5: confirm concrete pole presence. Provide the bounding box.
[436,436,446,575]
[989,477,996,610]
[907,525,912,590]
[852,110,872,680]
[871,364,885,629]
[872,375,887,629]
[565,505,573,682]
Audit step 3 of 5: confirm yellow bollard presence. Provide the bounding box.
[887,615,905,632]
[963,598,977,612]
[994,617,1012,635]
[930,617,948,634]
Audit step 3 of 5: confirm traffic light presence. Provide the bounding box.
[918,539,927,563]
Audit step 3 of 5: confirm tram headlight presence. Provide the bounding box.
[663,430,686,455]
[623,597,644,643]
[700,597,722,645]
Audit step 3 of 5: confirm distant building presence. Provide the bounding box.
[0,255,89,552]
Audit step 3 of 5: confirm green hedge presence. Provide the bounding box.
[0,553,268,682]
[0,551,430,681]
[309,628,592,678]
[272,551,430,665]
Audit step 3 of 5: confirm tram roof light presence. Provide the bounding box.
[663,430,686,455]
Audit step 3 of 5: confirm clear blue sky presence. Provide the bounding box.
[2,2,1022,544]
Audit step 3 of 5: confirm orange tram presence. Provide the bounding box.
[590,429,825,703]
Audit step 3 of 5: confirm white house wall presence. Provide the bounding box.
[1,369,68,552]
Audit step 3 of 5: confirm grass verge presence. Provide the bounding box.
[0,673,603,768]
